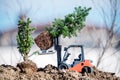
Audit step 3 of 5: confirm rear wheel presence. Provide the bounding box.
[82,67,93,73]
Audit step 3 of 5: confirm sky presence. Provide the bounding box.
[0,0,120,32]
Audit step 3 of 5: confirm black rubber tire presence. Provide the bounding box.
[58,63,69,70]
[87,67,93,73]
[82,67,88,73]
[82,67,93,73]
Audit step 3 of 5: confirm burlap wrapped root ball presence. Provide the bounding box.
[34,31,53,50]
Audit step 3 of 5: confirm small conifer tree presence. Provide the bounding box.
[16,18,35,61]
[47,6,91,38]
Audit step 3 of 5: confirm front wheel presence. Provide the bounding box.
[58,63,69,70]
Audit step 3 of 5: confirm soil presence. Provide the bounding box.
[17,60,37,74]
[34,31,53,50]
[0,64,119,80]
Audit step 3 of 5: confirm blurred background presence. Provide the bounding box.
[0,0,120,77]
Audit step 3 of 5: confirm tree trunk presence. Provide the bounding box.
[24,53,28,61]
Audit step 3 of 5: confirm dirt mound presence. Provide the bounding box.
[85,67,119,80]
[0,64,119,80]
[34,31,53,50]
[17,60,37,74]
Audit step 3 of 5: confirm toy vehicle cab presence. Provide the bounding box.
[59,45,93,73]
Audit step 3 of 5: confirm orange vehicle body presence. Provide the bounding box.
[69,60,93,72]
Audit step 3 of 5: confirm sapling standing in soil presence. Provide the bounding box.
[16,18,37,74]
[16,18,35,61]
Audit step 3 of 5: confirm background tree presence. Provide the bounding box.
[91,0,120,67]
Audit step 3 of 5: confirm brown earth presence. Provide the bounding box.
[16,60,37,74]
[0,64,119,80]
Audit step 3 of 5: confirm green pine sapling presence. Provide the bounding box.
[46,6,91,38]
[16,18,35,61]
